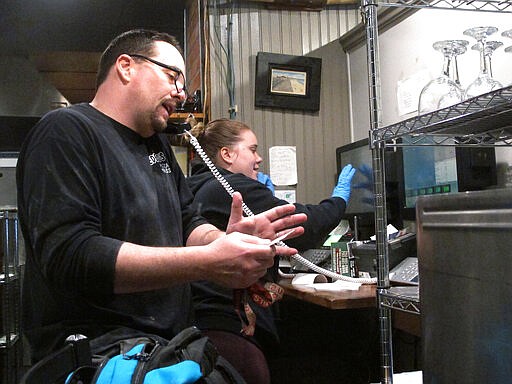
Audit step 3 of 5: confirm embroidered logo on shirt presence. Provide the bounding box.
[148,151,172,174]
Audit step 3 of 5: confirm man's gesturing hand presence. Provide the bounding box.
[225,192,306,242]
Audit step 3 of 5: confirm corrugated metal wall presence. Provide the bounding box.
[207,2,361,204]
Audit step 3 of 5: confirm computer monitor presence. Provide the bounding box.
[336,137,498,236]
[401,145,458,213]
[398,136,497,221]
[336,139,374,216]
[336,138,403,239]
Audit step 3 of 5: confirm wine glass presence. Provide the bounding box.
[503,29,512,54]
[418,40,468,114]
[463,26,503,99]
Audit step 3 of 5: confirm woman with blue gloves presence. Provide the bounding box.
[185,118,356,384]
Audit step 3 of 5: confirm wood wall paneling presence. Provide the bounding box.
[208,3,359,204]
[185,0,203,95]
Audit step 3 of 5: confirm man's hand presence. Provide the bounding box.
[206,231,298,288]
[226,192,306,240]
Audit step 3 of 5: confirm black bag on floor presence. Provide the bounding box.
[22,326,246,384]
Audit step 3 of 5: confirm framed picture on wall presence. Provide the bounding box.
[270,68,307,96]
[255,52,321,112]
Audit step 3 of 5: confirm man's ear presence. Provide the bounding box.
[116,54,133,84]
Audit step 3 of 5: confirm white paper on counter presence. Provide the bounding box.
[309,279,361,292]
[292,273,328,285]
[372,371,422,384]
[269,146,297,186]
[292,273,361,291]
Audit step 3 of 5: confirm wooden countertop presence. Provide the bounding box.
[279,278,377,310]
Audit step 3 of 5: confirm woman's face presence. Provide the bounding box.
[226,129,263,180]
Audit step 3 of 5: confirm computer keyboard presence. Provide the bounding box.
[389,257,419,285]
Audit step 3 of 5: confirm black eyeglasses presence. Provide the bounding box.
[128,53,187,95]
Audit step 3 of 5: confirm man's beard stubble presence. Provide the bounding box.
[150,110,168,133]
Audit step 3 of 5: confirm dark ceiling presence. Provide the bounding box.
[1,0,186,104]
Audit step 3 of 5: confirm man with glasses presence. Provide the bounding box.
[129,53,187,94]
[16,29,306,374]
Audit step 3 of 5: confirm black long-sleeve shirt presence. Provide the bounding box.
[186,161,347,351]
[17,103,207,361]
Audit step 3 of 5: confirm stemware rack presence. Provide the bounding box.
[376,0,512,12]
[373,84,512,146]
[360,1,512,382]
[379,286,420,314]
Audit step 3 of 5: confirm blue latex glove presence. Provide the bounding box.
[257,172,275,195]
[332,164,356,203]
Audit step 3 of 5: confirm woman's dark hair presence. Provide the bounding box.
[190,118,252,162]
[96,29,182,89]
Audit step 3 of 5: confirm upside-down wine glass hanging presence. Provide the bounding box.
[418,39,468,114]
[463,26,503,99]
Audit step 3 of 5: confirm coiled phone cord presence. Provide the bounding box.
[185,129,376,285]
